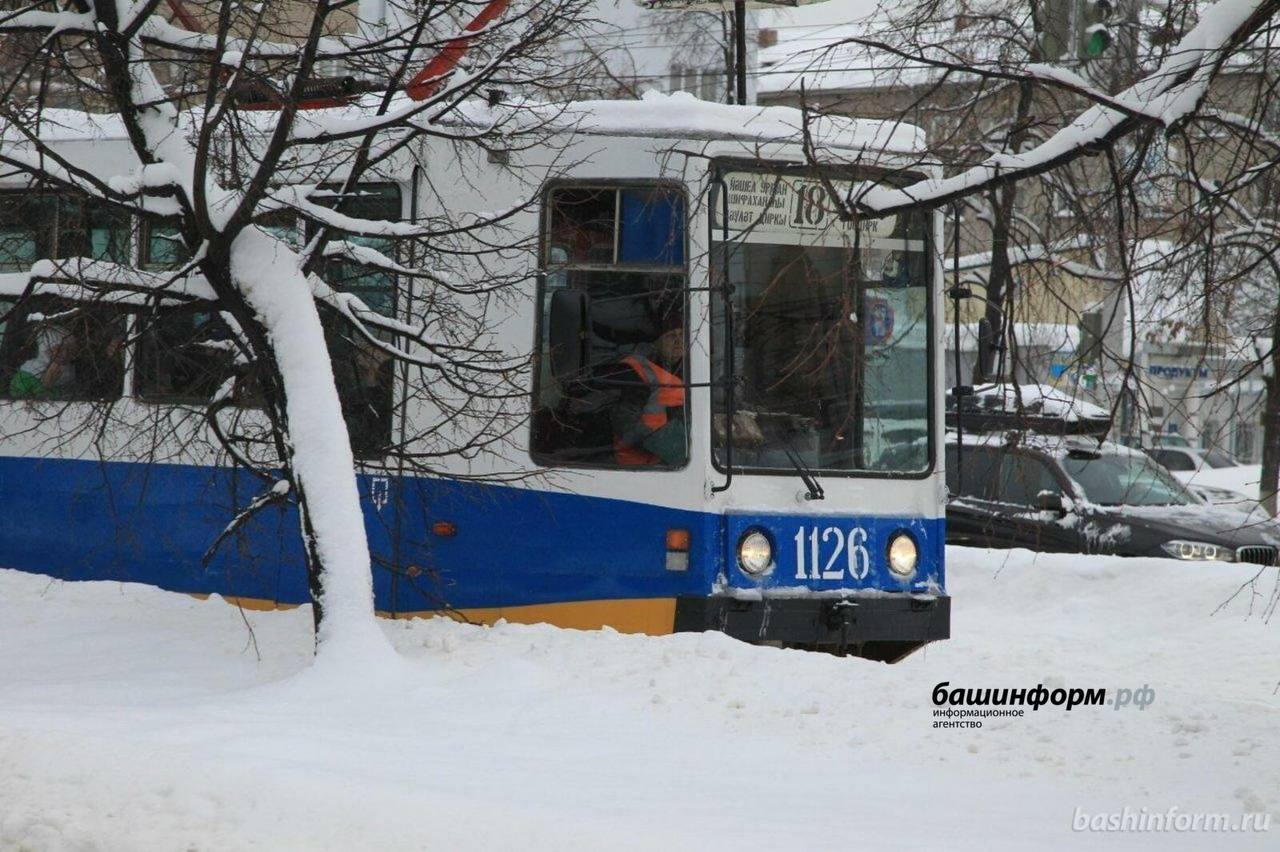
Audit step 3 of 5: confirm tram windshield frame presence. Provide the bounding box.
[709,161,935,480]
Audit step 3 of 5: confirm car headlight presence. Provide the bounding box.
[887,531,919,577]
[1161,540,1236,562]
[737,530,773,575]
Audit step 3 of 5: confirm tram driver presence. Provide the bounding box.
[606,307,687,467]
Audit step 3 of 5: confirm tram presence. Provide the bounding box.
[0,92,948,661]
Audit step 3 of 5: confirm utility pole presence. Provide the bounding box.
[733,0,748,104]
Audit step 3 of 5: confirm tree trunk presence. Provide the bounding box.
[972,80,1034,384]
[229,229,390,664]
[976,183,1018,382]
[1259,298,1280,516]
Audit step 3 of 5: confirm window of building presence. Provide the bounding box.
[1234,424,1255,462]
[669,64,684,93]
[60,199,130,263]
[668,64,706,96]
[142,219,190,268]
[683,67,699,94]
[699,69,720,102]
[1122,136,1176,211]
[531,184,687,469]
[0,196,53,269]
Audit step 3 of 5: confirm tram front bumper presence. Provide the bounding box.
[673,594,950,662]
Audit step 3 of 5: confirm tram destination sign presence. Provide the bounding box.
[716,171,897,247]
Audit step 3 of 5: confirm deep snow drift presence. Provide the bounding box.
[0,548,1276,851]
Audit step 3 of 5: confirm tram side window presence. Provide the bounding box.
[137,307,242,403]
[311,185,401,458]
[531,185,688,469]
[0,194,127,401]
[143,220,191,268]
[0,296,125,400]
[0,194,130,268]
[59,199,131,263]
[135,220,247,404]
[0,195,56,269]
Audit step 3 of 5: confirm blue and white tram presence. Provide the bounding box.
[0,95,948,660]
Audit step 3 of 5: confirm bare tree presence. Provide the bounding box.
[556,2,739,102]
[0,0,593,661]
[791,0,1279,508]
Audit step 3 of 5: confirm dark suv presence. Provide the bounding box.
[945,432,1280,566]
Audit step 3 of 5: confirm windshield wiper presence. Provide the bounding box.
[784,446,825,501]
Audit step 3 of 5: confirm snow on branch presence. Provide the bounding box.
[265,185,525,238]
[1197,108,1280,150]
[852,0,1280,214]
[953,237,1120,284]
[0,9,96,37]
[309,275,518,374]
[201,480,292,567]
[0,258,215,303]
[321,241,509,295]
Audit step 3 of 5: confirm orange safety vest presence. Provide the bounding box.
[613,354,686,466]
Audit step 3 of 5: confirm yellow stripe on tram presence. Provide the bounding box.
[188,592,678,635]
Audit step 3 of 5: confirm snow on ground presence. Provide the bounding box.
[1,548,1277,851]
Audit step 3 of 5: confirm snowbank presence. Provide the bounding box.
[0,548,1276,850]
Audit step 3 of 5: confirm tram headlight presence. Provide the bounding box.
[887,532,919,578]
[737,530,773,575]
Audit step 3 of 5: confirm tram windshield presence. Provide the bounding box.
[711,167,932,476]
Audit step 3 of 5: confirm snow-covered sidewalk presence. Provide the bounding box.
[1,548,1276,851]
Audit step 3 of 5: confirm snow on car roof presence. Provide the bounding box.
[942,381,1131,455]
[946,427,1093,453]
[943,426,1139,460]
[967,383,1111,423]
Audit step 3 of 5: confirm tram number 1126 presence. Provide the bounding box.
[794,525,871,581]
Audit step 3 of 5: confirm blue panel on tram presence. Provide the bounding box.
[618,189,684,266]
